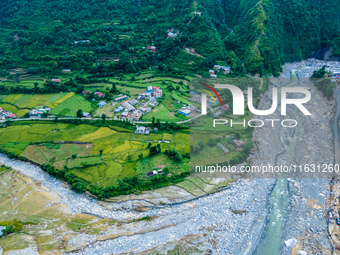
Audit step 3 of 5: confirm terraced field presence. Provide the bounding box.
[0,92,94,116]
[0,121,190,187]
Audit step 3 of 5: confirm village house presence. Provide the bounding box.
[223,66,231,74]
[210,74,217,79]
[128,99,139,105]
[146,170,158,178]
[180,106,191,116]
[214,65,221,70]
[213,110,222,117]
[131,110,143,121]
[8,114,17,119]
[149,98,158,107]
[168,32,178,38]
[147,46,156,52]
[121,111,130,118]
[114,106,124,113]
[62,69,71,73]
[98,101,106,107]
[135,125,150,135]
[82,112,91,117]
[217,143,230,154]
[82,90,92,95]
[95,92,105,98]
[209,69,215,75]
[221,104,230,111]
[122,102,135,112]
[194,12,202,15]
[114,94,129,102]
[74,40,90,44]
[51,79,61,83]
[233,139,245,148]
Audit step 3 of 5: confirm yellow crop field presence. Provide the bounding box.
[54,92,75,104]
[77,127,117,142]
[2,94,23,103]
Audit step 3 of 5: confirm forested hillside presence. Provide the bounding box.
[0,0,339,76]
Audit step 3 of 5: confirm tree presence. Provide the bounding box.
[101,114,106,122]
[235,132,241,139]
[99,149,103,156]
[76,109,83,118]
[111,83,117,93]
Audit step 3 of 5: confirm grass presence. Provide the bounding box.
[143,103,182,122]
[50,94,93,116]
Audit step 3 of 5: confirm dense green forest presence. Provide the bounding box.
[0,0,339,76]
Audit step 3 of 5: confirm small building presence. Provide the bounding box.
[114,106,124,113]
[233,139,245,148]
[207,99,215,105]
[51,79,61,83]
[149,98,158,107]
[121,111,130,118]
[128,99,139,105]
[135,125,150,135]
[180,107,191,116]
[62,69,71,73]
[122,102,135,112]
[168,32,178,38]
[114,94,129,102]
[95,92,105,98]
[74,40,90,44]
[147,86,153,92]
[210,74,217,79]
[194,12,202,15]
[0,107,3,113]
[214,65,221,70]
[82,90,92,95]
[221,104,230,111]
[217,143,230,154]
[131,110,143,121]
[213,110,222,117]
[0,226,6,237]
[147,46,156,52]
[189,91,196,95]
[209,70,215,75]
[223,66,231,74]
[30,109,39,116]
[146,170,158,178]
[83,112,91,117]
[154,88,162,98]
[98,101,106,107]
[8,114,17,119]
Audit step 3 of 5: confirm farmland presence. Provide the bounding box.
[0,121,191,188]
[0,92,94,117]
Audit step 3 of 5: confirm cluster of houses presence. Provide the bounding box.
[29,107,51,117]
[209,65,231,78]
[113,93,154,120]
[137,86,163,100]
[0,107,16,120]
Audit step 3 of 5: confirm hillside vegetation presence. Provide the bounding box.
[0,0,339,76]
